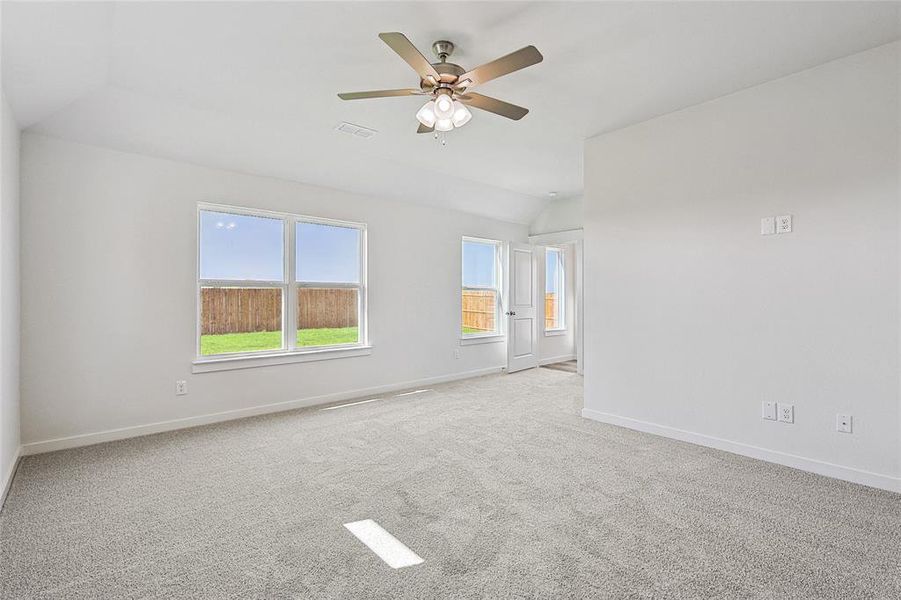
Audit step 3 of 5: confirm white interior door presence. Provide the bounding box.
[507,243,539,373]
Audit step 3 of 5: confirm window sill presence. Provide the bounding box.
[193,345,373,373]
[460,335,506,346]
[544,329,567,337]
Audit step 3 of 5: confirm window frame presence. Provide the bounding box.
[460,236,505,342]
[195,203,368,366]
[544,245,566,335]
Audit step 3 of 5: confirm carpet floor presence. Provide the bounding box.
[2,369,899,599]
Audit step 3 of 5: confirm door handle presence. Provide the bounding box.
[505,311,516,316]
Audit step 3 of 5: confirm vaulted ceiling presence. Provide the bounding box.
[3,1,899,223]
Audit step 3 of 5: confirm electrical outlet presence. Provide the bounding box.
[175,380,188,396]
[778,403,794,423]
[454,348,461,359]
[760,217,776,236]
[836,414,852,433]
[776,215,792,234]
[762,401,777,421]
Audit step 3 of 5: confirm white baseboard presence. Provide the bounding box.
[539,354,576,366]
[22,366,505,456]
[581,408,900,494]
[1,446,23,510]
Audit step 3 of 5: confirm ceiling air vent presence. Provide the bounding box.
[335,122,377,139]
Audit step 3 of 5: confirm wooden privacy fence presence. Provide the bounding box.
[202,288,557,335]
[201,287,358,335]
[545,293,559,330]
[298,288,358,329]
[461,290,559,332]
[461,290,497,332]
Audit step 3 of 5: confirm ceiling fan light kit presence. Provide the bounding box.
[451,101,472,127]
[338,32,543,140]
[416,101,437,127]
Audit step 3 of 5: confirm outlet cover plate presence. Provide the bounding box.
[776,215,792,234]
[778,403,794,423]
[836,413,852,433]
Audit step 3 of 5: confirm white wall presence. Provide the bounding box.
[583,43,900,491]
[1,93,21,496]
[20,134,528,449]
[530,197,582,236]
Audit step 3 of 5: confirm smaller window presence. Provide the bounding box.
[545,247,565,331]
[462,238,502,337]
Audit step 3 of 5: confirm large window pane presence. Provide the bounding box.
[297,287,359,347]
[197,206,367,359]
[200,287,283,355]
[296,222,360,283]
[461,289,497,335]
[462,240,497,288]
[200,211,284,281]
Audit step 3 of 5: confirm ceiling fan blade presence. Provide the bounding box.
[338,89,423,100]
[457,93,529,120]
[379,32,441,82]
[456,46,543,88]
[417,123,434,134]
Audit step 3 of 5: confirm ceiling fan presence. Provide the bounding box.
[338,32,543,136]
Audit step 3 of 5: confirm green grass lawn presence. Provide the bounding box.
[201,327,359,355]
[462,326,491,334]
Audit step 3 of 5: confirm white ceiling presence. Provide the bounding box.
[3,2,899,224]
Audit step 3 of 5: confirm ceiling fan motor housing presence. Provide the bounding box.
[421,61,465,91]
[417,40,465,91]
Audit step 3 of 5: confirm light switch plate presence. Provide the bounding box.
[778,403,794,423]
[762,401,777,421]
[760,217,776,235]
[776,215,792,234]
[836,414,852,433]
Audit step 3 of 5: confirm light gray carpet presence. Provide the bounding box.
[2,369,899,599]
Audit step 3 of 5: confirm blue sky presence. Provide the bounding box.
[200,212,283,280]
[546,249,560,293]
[295,222,359,283]
[200,211,359,282]
[463,241,496,287]
[201,211,498,286]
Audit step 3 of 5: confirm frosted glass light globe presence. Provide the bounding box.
[416,101,437,127]
[451,101,472,127]
[434,118,454,132]
[434,93,454,119]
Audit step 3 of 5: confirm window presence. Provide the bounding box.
[296,222,361,347]
[545,247,565,332]
[462,237,502,338]
[198,205,366,360]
